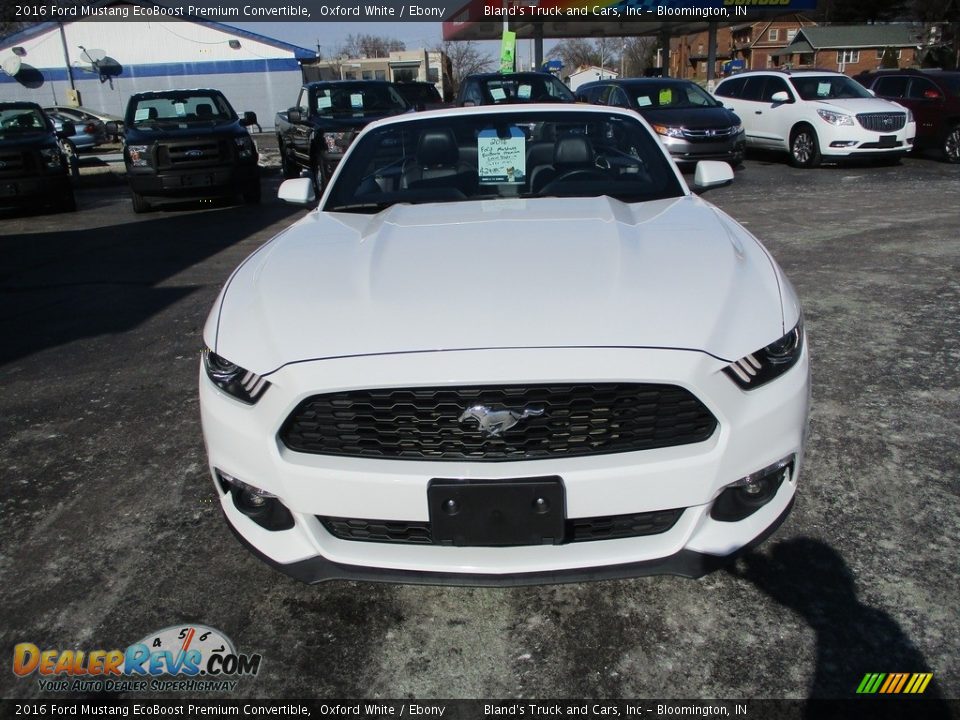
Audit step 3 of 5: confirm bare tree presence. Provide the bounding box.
[548,38,622,74]
[338,34,406,59]
[621,37,658,77]
[436,40,495,96]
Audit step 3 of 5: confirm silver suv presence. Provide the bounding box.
[714,69,916,167]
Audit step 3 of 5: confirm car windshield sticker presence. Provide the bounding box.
[317,96,332,111]
[518,85,532,100]
[478,127,526,184]
[658,88,672,105]
[636,96,652,107]
[174,103,186,117]
[134,108,150,121]
[350,94,363,109]
[490,87,507,101]
[817,83,831,97]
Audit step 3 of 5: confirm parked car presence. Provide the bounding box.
[394,81,449,111]
[0,102,76,213]
[114,88,260,213]
[47,110,106,150]
[456,72,575,106]
[854,69,960,163]
[275,80,410,194]
[43,105,123,141]
[714,69,916,167]
[576,78,745,168]
[200,104,809,585]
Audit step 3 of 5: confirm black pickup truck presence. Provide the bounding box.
[275,81,409,194]
[114,89,260,213]
[0,102,76,213]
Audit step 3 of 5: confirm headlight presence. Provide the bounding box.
[39,147,62,169]
[816,109,854,126]
[126,144,150,167]
[234,135,255,160]
[652,124,685,139]
[731,122,743,135]
[323,131,353,154]
[202,348,270,404]
[723,319,804,390]
[905,108,914,124]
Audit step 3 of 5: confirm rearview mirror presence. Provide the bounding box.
[278,178,315,205]
[693,161,734,193]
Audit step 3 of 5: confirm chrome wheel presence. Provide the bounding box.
[945,126,960,164]
[789,128,820,168]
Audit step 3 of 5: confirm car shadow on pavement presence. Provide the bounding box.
[728,538,952,718]
[0,199,302,366]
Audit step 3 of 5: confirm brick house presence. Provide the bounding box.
[666,16,815,81]
[772,25,922,76]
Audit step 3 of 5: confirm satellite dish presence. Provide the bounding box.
[2,55,22,77]
[80,48,107,64]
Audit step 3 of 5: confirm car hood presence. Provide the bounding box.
[637,106,739,128]
[210,196,790,374]
[814,97,906,114]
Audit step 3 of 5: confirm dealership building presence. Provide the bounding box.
[0,7,314,129]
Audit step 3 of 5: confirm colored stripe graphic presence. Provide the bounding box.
[857,672,932,694]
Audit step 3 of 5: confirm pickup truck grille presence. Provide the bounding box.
[856,113,906,132]
[0,150,30,176]
[279,383,718,462]
[157,140,228,169]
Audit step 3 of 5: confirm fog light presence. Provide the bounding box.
[215,470,294,531]
[711,456,794,522]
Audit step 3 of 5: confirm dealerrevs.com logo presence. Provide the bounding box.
[13,625,261,693]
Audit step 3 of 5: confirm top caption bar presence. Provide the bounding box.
[3,0,816,24]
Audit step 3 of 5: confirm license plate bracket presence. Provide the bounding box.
[428,476,565,547]
[878,135,897,147]
[183,174,213,187]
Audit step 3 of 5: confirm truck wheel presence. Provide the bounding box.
[944,125,960,164]
[243,180,262,204]
[280,141,300,179]
[311,153,326,198]
[789,125,821,168]
[60,189,77,213]
[131,190,151,214]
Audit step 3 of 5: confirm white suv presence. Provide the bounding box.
[714,69,916,167]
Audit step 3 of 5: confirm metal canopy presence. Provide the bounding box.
[442,20,728,42]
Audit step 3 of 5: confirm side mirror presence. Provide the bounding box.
[693,161,734,194]
[770,91,791,104]
[241,111,258,127]
[866,88,876,97]
[105,121,120,136]
[278,178,316,205]
[286,108,302,123]
[56,120,76,139]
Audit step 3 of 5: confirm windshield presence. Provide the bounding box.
[129,92,235,125]
[630,82,721,109]
[324,110,684,214]
[313,84,408,116]
[790,75,874,101]
[481,76,575,104]
[0,107,50,137]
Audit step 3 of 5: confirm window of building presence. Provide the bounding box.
[838,50,860,64]
[427,67,440,83]
[875,48,902,60]
[375,70,386,81]
[344,71,357,80]
[768,29,780,42]
[362,70,373,80]
[392,66,418,83]
[786,29,798,42]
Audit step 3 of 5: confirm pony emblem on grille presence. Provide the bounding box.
[458,405,544,437]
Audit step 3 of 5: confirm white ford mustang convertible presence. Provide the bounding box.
[200,104,809,585]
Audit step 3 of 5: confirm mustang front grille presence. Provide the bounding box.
[856,113,906,132]
[319,508,685,545]
[280,383,717,461]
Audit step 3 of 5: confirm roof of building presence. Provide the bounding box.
[791,24,919,50]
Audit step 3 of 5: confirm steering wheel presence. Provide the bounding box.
[538,169,608,195]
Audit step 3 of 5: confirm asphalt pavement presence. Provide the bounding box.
[0,149,957,703]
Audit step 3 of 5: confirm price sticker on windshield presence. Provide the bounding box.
[478,127,525,184]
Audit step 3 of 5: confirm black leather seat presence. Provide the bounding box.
[402,128,470,190]
[530,135,595,194]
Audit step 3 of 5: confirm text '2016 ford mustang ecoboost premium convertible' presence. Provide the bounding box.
[200,104,810,585]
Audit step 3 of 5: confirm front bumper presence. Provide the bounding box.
[127,163,259,198]
[0,173,71,206]
[658,134,745,164]
[200,346,810,584]
[818,120,916,157]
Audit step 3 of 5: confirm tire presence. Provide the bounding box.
[311,153,326,198]
[279,140,300,179]
[242,180,262,205]
[59,189,77,213]
[131,190,151,214]
[944,125,960,164]
[789,126,821,168]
